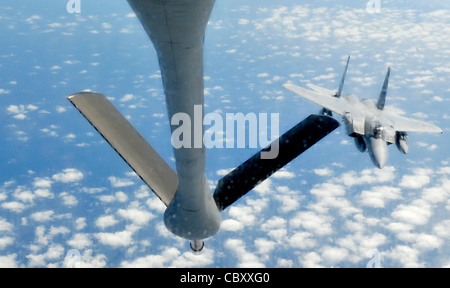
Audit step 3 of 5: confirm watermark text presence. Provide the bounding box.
[366,0,381,14]
[67,0,81,14]
[65,249,81,268]
[171,105,280,159]
[366,250,381,268]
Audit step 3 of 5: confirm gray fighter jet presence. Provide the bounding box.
[284,56,443,169]
[67,0,339,252]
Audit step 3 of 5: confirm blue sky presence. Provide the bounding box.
[0,0,449,267]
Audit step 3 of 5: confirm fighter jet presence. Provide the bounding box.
[67,0,339,252]
[284,56,443,169]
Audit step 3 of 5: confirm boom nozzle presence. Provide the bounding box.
[190,240,204,254]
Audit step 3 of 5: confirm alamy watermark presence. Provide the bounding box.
[366,0,381,14]
[69,0,381,15]
[366,250,381,268]
[65,249,81,268]
[67,0,81,14]
[171,105,280,159]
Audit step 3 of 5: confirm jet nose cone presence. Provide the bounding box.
[374,157,386,169]
[369,137,388,169]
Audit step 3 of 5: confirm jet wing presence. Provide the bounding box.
[306,83,337,97]
[384,113,443,133]
[283,83,349,116]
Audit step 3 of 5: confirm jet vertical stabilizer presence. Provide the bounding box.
[318,56,350,116]
[336,56,350,98]
[377,67,391,110]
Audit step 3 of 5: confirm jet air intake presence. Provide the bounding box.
[354,135,367,152]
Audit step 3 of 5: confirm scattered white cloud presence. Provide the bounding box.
[52,168,83,183]
[221,219,244,232]
[120,28,133,34]
[1,201,26,213]
[290,211,333,236]
[120,94,135,102]
[399,168,432,189]
[0,254,18,268]
[0,219,13,232]
[33,178,53,188]
[385,245,422,268]
[96,215,118,229]
[272,169,295,179]
[313,167,333,176]
[108,176,134,188]
[95,230,134,247]
[335,166,396,187]
[0,237,14,250]
[12,186,35,203]
[274,192,300,213]
[56,106,66,113]
[216,168,233,176]
[321,246,349,266]
[75,218,87,230]
[6,104,38,120]
[391,199,432,226]
[60,192,78,206]
[67,234,93,250]
[238,19,250,25]
[30,210,54,222]
[146,197,166,213]
[117,207,154,225]
[72,249,107,268]
[26,244,65,267]
[25,15,41,24]
[48,22,62,28]
[225,238,265,268]
[98,191,129,204]
[120,247,183,268]
[288,231,316,249]
[359,186,402,208]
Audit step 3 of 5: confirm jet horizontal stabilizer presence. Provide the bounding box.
[68,92,178,206]
[213,114,340,211]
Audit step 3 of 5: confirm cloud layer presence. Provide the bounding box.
[0,0,448,267]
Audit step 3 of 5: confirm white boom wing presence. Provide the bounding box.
[68,92,178,206]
